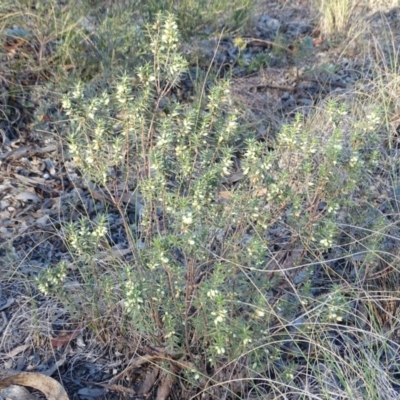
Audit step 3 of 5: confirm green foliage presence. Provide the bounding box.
[32,10,399,400]
[138,0,254,37]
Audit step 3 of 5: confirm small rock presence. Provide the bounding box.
[342,57,350,67]
[279,96,296,111]
[257,124,267,136]
[265,17,280,32]
[293,269,309,284]
[157,96,168,111]
[285,22,312,37]
[298,98,313,106]
[80,17,96,33]
[77,387,106,399]
[256,15,281,36]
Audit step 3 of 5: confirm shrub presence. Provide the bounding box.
[35,11,397,399]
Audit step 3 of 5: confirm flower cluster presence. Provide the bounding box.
[36,261,68,296]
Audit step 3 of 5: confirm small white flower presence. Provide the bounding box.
[207,289,219,298]
[243,337,252,345]
[222,166,230,176]
[211,309,227,325]
[182,213,193,225]
[349,155,359,167]
[254,309,265,318]
[72,82,83,99]
[332,142,342,150]
[320,238,333,248]
[61,96,71,110]
[92,225,107,238]
[164,331,175,339]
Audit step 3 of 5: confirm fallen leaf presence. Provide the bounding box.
[77,388,106,397]
[12,173,46,186]
[0,298,14,312]
[0,146,32,161]
[107,384,136,395]
[313,37,324,46]
[76,335,86,348]
[0,372,69,400]
[217,190,232,200]
[136,367,159,395]
[156,364,179,400]
[252,188,268,197]
[36,215,50,226]
[41,355,67,377]
[4,344,30,359]
[50,326,82,348]
[16,191,41,202]
[63,64,75,72]
[91,246,132,263]
[221,171,244,184]
[121,191,144,208]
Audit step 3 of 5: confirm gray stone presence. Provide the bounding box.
[257,15,281,34]
[298,98,313,106]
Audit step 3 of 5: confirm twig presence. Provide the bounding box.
[0,312,8,334]
[241,37,294,54]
